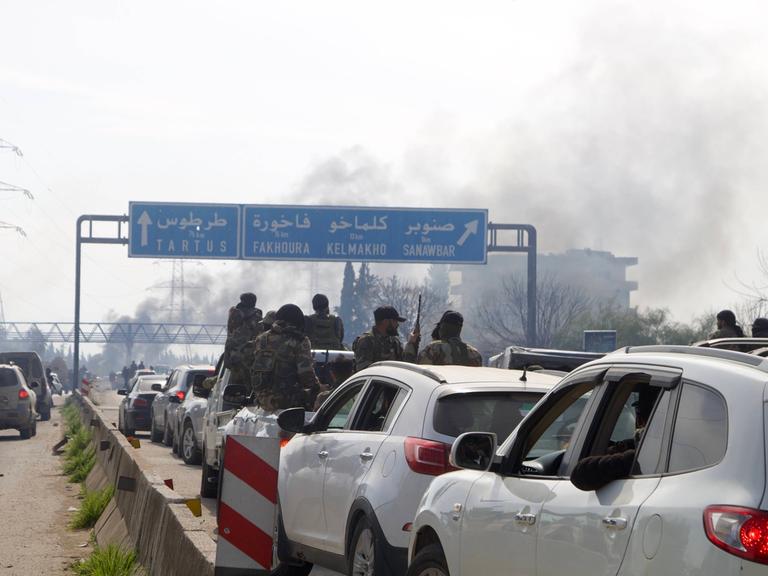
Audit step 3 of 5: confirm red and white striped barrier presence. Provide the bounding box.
[215,434,281,576]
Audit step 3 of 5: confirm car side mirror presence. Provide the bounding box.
[151,383,163,392]
[192,382,211,399]
[278,407,307,434]
[168,395,181,404]
[222,384,248,406]
[450,432,497,471]
[117,389,128,396]
[29,381,40,389]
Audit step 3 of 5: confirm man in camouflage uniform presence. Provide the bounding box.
[417,310,482,367]
[250,304,323,411]
[305,294,345,350]
[225,292,264,386]
[353,306,418,372]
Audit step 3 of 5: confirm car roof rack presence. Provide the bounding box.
[368,361,447,383]
[618,345,768,372]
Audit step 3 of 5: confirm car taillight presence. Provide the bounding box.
[133,397,148,407]
[176,391,185,402]
[704,505,768,564]
[404,437,456,476]
[18,389,29,400]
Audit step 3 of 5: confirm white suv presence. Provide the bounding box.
[408,346,768,576]
[275,361,560,576]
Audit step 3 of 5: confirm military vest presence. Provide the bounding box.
[307,314,342,350]
[251,328,308,409]
[447,338,471,365]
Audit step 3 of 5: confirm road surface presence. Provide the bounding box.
[0,395,92,575]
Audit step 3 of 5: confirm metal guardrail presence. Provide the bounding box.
[0,322,227,345]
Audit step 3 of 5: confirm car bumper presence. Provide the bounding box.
[125,408,153,431]
[0,407,30,429]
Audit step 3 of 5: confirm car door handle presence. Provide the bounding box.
[602,516,628,530]
[318,450,329,459]
[514,513,536,526]
[359,450,374,461]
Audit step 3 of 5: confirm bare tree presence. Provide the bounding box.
[473,273,593,350]
[375,275,451,338]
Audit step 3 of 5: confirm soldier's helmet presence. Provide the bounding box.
[263,310,277,328]
[276,304,306,332]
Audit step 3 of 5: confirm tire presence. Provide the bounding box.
[200,447,218,498]
[40,402,51,421]
[269,563,313,576]
[30,417,37,437]
[181,421,202,465]
[20,427,31,439]
[405,544,449,576]
[162,418,173,447]
[150,413,163,443]
[348,516,379,576]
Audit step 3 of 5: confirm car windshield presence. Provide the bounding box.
[0,369,18,387]
[434,392,543,441]
[136,378,164,393]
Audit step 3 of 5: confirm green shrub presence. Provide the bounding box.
[70,486,114,530]
[71,544,141,576]
[68,450,96,483]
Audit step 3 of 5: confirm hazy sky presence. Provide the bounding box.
[2,0,768,327]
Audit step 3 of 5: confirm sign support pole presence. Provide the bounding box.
[74,215,128,388]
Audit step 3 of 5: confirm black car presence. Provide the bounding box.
[118,375,164,436]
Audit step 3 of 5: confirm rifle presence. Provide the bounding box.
[413,293,422,353]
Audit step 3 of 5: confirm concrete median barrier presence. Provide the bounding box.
[71,392,215,576]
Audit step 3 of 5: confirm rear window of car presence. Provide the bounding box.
[0,369,19,387]
[136,379,164,393]
[186,370,215,388]
[433,392,543,440]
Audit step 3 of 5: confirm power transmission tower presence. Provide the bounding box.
[0,139,32,237]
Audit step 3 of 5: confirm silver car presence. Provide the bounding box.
[175,369,216,465]
[0,364,37,439]
[148,365,213,448]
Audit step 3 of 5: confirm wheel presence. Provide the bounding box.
[172,426,180,455]
[150,413,163,442]
[200,447,219,498]
[123,414,135,438]
[20,427,31,439]
[30,417,37,437]
[348,516,379,576]
[162,418,173,447]
[405,544,449,576]
[269,563,313,576]
[181,421,202,465]
[40,403,51,421]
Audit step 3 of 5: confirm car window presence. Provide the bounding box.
[434,392,542,440]
[0,368,18,387]
[187,370,215,390]
[352,382,404,432]
[323,382,365,430]
[668,383,727,473]
[164,370,178,391]
[633,390,672,475]
[522,384,594,462]
[136,379,164,393]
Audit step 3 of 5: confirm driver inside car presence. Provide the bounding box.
[570,385,659,491]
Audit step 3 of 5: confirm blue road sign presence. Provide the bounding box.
[129,202,241,259]
[242,205,488,263]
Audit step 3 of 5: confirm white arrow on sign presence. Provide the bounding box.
[137,211,153,247]
[457,219,479,246]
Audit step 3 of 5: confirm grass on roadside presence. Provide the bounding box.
[71,544,142,576]
[60,402,96,483]
[70,485,115,529]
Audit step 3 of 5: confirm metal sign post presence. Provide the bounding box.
[74,215,129,387]
[487,223,538,347]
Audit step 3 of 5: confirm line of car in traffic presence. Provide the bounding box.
[115,338,768,576]
[0,351,56,439]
